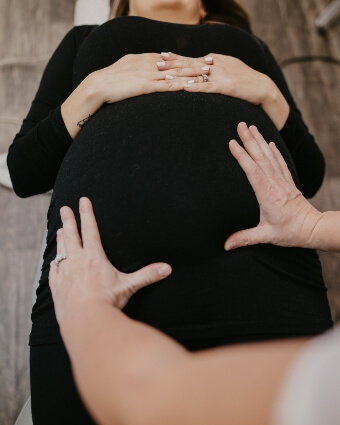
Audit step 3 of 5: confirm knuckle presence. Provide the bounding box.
[256,151,267,162]
[252,164,263,177]
[163,80,176,90]
[144,269,155,285]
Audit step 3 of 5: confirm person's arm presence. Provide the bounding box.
[50,197,310,425]
[7,31,209,198]
[225,122,340,253]
[256,39,325,198]
[63,299,308,425]
[7,25,97,197]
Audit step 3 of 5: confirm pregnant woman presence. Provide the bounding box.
[7,1,332,423]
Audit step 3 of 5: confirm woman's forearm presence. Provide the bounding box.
[61,71,105,139]
[62,301,189,425]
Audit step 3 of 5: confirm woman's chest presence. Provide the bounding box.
[73,16,266,87]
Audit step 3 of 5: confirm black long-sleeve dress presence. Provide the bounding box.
[8,17,332,424]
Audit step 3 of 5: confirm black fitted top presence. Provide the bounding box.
[7,17,332,347]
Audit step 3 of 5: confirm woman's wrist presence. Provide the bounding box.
[89,69,111,104]
[59,297,113,346]
[260,77,290,131]
[307,211,340,253]
[300,207,324,249]
[61,71,104,139]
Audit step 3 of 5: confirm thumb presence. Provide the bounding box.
[224,227,270,251]
[127,262,172,293]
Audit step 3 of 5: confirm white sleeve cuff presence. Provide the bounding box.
[74,0,110,26]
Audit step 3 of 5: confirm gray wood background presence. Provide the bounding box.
[0,0,339,424]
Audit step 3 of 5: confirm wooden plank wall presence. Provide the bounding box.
[0,0,339,424]
[242,0,340,320]
[0,1,75,424]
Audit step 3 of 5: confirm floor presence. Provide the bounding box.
[0,0,339,424]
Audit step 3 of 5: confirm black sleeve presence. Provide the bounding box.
[256,38,325,198]
[7,25,97,198]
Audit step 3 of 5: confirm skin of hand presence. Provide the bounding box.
[48,197,172,331]
[61,52,209,139]
[224,122,323,251]
[96,52,210,104]
[159,52,290,130]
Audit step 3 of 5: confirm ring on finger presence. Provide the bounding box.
[202,73,209,83]
[54,253,67,266]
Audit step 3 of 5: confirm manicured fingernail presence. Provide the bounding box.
[204,56,213,62]
[158,265,172,278]
[201,65,210,71]
[184,83,192,88]
[165,74,174,80]
[187,79,195,84]
[157,61,165,68]
[161,52,170,58]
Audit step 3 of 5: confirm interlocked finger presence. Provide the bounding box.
[158,65,210,79]
[157,58,208,70]
[161,74,210,85]
[186,74,210,84]
[160,52,214,65]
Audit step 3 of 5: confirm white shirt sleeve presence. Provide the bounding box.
[272,325,340,425]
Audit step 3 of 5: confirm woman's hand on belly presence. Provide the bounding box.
[48,197,172,335]
[159,52,289,130]
[225,123,322,251]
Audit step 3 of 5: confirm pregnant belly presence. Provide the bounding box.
[52,92,293,268]
[38,92,330,344]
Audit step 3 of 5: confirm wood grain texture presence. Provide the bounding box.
[0,1,75,424]
[242,0,340,322]
[0,1,339,424]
